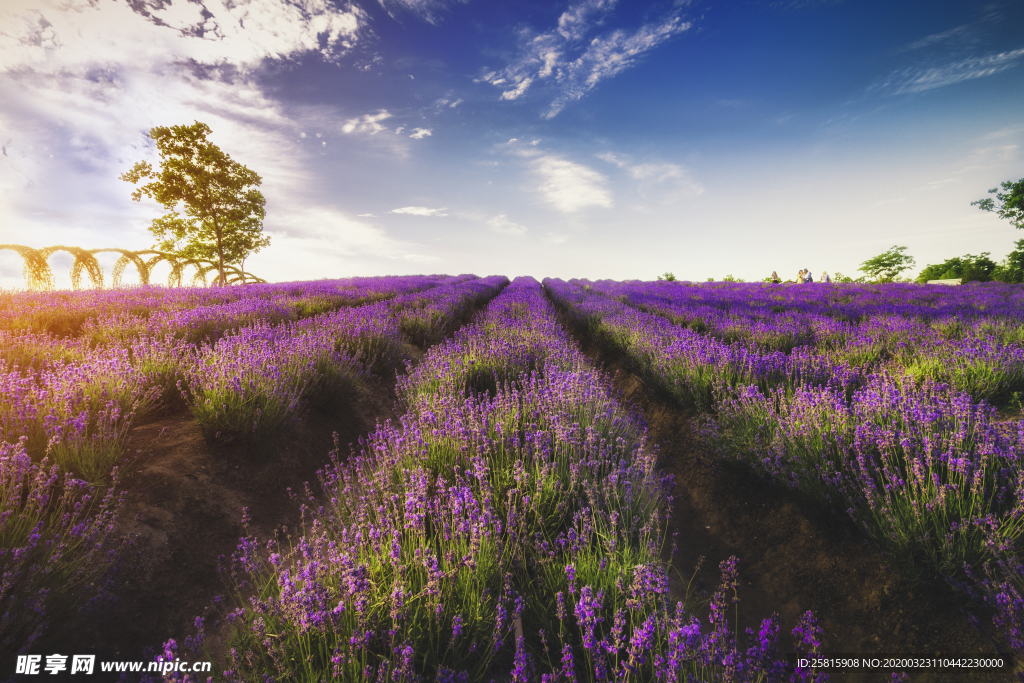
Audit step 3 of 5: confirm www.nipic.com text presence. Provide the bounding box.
[15,654,213,675]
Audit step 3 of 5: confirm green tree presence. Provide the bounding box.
[121,121,268,286]
[859,245,915,282]
[916,252,997,283]
[972,178,1024,229]
[657,272,677,281]
[993,238,1024,284]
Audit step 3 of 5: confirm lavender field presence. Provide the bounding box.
[2,275,1023,681]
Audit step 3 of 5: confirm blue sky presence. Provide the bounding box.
[1,0,1022,287]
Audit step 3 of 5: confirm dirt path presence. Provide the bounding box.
[66,379,399,666]
[569,329,1008,683]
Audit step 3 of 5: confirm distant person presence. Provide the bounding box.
[797,269,806,283]
[770,271,781,284]
[820,271,831,283]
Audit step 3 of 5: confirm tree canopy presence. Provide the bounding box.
[972,178,1024,229]
[121,121,269,286]
[994,239,1024,284]
[916,252,997,284]
[859,245,915,282]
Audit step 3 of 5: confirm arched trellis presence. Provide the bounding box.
[0,244,55,290]
[39,246,105,290]
[138,250,203,288]
[89,248,151,286]
[0,245,265,290]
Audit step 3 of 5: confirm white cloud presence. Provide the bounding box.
[598,152,703,201]
[341,110,393,134]
[487,214,527,236]
[449,99,463,108]
[556,0,616,41]
[390,206,448,216]
[270,207,434,261]
[875,47,1024,95]
[409,128,432,139]
[375,0,465,25]
[531,155,611,212]
[357,213,377,217]
[979,126,1024,141]
[0,0,367,73]
[479,0,689,117]
[900,23,979,53]
[0,0,447,286]
[500,77,533,101]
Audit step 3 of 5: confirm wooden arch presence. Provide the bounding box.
[0,244,54,290]
[1,245,264,290]
[88,248,151,286]
[38,246,105,290]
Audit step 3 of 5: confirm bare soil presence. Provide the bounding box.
[572,330,1011,683]
[64,376,400,669]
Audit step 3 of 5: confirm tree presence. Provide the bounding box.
[859,245,915,282]
[972,178,1024,229]
[657,272,677,281]
[121,121,268,286]
[916,253,997,283]
[993,238,1024,284]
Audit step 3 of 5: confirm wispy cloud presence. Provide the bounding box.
[432,96,463,110]
[768,0,841,10]
[0,0,368,73]
[874,47,1024,95]
[531,155,612,212]
[271,207,434,263]
[341,110,393,134]
[487,214,527,236]
[390,206,448,216]
[979,126,1024,141]
[478,0,690,118]
[409,127,432,139]
[899,23,980,53]
[598,152,703,201]
[376,0,466,25]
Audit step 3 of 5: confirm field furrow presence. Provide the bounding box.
[0,275,508,672]
[544,277,1024,676]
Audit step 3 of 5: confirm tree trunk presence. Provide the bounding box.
[213,216,226,286]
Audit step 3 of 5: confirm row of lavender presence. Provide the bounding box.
[592,279,1024,405]
[0,275,499,481]
[544,278,1024,657]
[594,279,1024,326]
[0,275,507,663]
[1,274,471,350]
[190,278,828,682]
